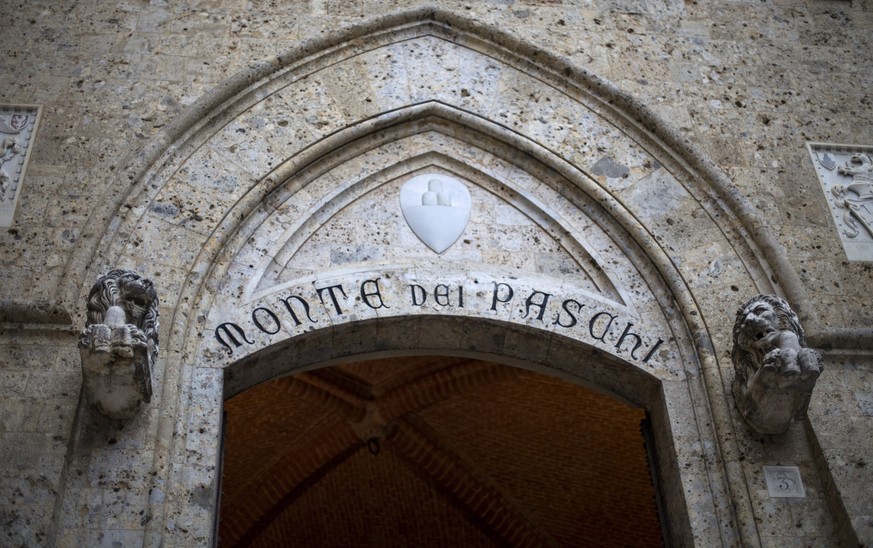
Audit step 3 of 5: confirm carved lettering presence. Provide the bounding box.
[553,298,585,328]
[589,311,617,342]
[434,284,450,306]
[614,322,643,360]
[522,290,552,322]
[216,275,668,368]
[215,322,255,351]
[316,284,348,315]
[642,338,665,364]
[252,307,281,335]
[411,283,464,307]
[490,282,514,311]
[279,294,316,326]
[360,279,389,309]
[410,284,427,306]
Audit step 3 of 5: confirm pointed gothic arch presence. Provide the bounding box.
[54,8,807,546]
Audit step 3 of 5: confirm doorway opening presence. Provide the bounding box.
[218,356,665,546]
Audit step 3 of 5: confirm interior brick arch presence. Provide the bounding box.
[219,354,665,547]
[220,316,674,546]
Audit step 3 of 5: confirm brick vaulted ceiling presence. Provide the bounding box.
[219,357,664,547]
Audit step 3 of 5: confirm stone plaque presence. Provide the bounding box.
[807,142,873,261]
[763,465,806,498]
[0,105,41,227]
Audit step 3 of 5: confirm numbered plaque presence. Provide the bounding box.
[763,465,806,498]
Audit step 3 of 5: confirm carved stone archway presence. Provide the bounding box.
[55,8,820,546]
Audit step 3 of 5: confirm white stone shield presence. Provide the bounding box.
[400,173,472,254]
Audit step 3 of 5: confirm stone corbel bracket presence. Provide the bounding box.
[79,269,159,419]
[731,295,824,435]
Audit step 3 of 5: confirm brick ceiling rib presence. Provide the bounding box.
[219,418,360,546]
[219,357,664,547]
[391,414,558,547]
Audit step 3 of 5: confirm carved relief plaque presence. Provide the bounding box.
[807,143,873,261]
[0,105,41,227]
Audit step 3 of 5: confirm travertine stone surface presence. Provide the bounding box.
[808,354,873,547]
[0,1,871,547]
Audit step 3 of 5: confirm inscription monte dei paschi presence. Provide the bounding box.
[214,277,666,366]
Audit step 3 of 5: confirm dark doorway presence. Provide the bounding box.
[219,356,664,546]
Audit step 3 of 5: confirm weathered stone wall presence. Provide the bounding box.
[809,353,873,545]
[0,1,870,546]
[1,0,870,323]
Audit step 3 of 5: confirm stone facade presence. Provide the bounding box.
[0,1,871,546]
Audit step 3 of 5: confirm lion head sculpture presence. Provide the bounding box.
[84,269,160,353]
[731,294,805,385]
[79,269,159,418]
[839,153,873,174]
[730,294,822,434]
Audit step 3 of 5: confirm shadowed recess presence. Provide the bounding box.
[219,356,663,547]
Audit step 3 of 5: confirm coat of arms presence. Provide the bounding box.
[399,173,472,254]
[0,106,40,227]
[0,114,29,134]
[831,153,873,239]
[808,143,873,261]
